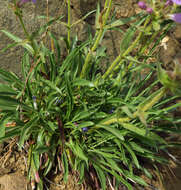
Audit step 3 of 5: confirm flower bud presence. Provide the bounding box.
[32,96,37,110]
[82,127,88,132]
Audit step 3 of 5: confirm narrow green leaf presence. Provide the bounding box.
[0,96,19,111]
[58,41,89,76]
[129,142,145,153]
[78,161,85,183]
[1,30,34,54]
[0,115,10,138]
[93,164,107,190]
[0,84,17,96]
[105,14,142,30]
[119,16,146,53]
[123,143,140,169]
[77,121,94,130]
[88,149,119,159]
[0,126,22,143]
[72,109,96,122]
[95,3,100,29]
[67,138,88,165]
[18,116,38,148]
[32,152,40,171]
[37,179,44,190]
[97,124,125,141]
[41,78,63,95]
[121,123,166,144]
[33,145,50,154]
[74,143,88,164]
[96,162,133,190]
[62,151,69,182]
[31,16,64,38]
[0,68,22,86]
[65,72,73,120]
[48,32,61,62]
[73,78,94,87]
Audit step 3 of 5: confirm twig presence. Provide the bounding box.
[107,177,115,190]
[1,139,16,167]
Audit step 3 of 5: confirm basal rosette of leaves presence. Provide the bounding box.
[0,0,181,190]
[0,47,180,190]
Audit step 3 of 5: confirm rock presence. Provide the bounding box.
[0,172,28,190]
[159,37,180,66]
[0,0,137,76]
[174,24,181,40]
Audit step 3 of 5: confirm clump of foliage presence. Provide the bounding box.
[0,0,181,190]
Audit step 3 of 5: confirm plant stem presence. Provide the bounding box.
[80,30,104,78]
[80,0,112,78]
[102,16,151,79]
[18,16,30,39]
[17,15,38,56]
[67,0,71,48]
[135,87,166,113]
[46,0,54,52]
[104,0,109,8]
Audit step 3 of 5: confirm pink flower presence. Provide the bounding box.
[165,0,173,6]
[171,0,181,5]
[169,13,181,23]
[146,7,153,14]
[138,1,147,10]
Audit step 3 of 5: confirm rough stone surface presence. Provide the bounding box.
[0,0,138,75]
[0,172,28,190]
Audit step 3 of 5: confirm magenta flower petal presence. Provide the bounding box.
[146,7,153,14]
[138,1,147,10]
[170,13,181,23]
[165,0,173,6]
[171,0,181,5]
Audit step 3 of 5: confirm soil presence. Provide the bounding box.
[0,139,181,190]
[0,0,181,190]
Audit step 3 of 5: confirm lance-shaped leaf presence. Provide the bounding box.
[0,96,32,111]
[1,30,34,54]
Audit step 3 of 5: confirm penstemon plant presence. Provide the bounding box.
[0,0,181,190]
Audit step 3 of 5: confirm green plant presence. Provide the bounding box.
[0,0,181,190]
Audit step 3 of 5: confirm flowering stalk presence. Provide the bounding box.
[102,16,151,79]
[80,0,112,78]
[67,0,71,48]
[97,88,166,127]
[13,1,38,56]
[46,0,55,52]
[18,14,30,39]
